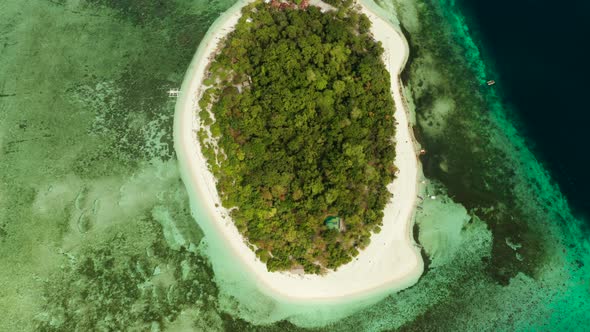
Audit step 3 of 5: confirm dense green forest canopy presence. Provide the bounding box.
[198,0,396,273]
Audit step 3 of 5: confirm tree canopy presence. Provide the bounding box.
[197,0,396,273]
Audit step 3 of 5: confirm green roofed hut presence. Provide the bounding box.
[324,216,341,231]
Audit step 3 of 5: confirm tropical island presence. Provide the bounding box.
[197,0,396,273]
[174,0,423,300]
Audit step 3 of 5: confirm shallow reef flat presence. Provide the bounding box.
[0,0,233,330]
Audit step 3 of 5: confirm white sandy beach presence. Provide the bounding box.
[174,0,423,301]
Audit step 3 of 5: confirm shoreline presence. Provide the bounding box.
[173,0,423,301]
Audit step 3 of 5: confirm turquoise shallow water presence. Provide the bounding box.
[0,0,588,330]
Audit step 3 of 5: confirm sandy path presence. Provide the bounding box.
[174,0,423,301]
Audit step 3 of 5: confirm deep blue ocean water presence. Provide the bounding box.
[456,0,590,221]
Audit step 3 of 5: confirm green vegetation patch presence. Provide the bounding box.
[199,1,396,272]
